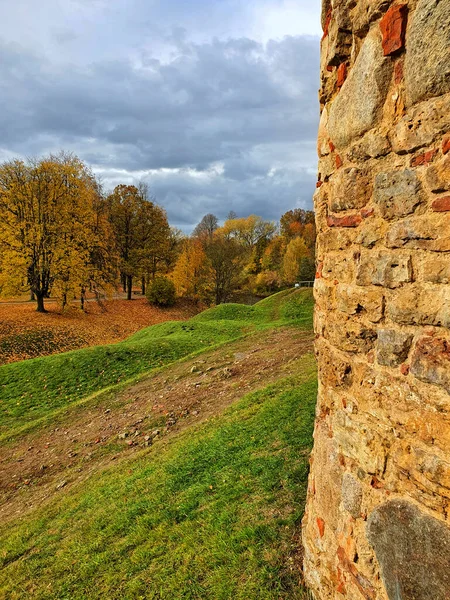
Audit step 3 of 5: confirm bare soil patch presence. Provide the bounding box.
[0,327,313,523]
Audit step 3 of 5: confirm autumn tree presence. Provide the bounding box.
[106,184,170,300]
[221,215,276,249]
[0,153,110,312]
[282,237,310,285]
[205,234,243,304]
[192,213,219,241]
[171,238,213,302]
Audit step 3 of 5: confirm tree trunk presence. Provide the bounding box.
[36,293,46,313]
[141,276,146,296]
[127,275,133,300]
[30,291,35,301]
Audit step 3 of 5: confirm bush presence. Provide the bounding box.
[146,277,176,307]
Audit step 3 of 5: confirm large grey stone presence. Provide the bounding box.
[341,473,363,519]
[376,329,413,367]
[357,251,413,289]
[374,170,424,220]
[405,0,450,106]
[367,500,450,600]
[328,29,393,150]
[329,167,372,212]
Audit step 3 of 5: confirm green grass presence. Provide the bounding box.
[0,289,313,440]
[0,363,317,600]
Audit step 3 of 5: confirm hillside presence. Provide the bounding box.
[0,289,315,599]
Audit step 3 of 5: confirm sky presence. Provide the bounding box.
[0,0,321,232]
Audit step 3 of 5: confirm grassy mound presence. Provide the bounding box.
[0,368,317,600]
[0,289,313,441]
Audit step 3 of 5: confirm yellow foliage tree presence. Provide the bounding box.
[0,153,112,312]
[282,237,310,285]
[171,238,213,302]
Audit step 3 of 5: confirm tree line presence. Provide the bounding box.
[0,153,315,312]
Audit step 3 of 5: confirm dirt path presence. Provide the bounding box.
[0,327,314,524]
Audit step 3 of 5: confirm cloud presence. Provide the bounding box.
[0,1,321,231]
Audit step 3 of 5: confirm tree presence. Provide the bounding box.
[193,213,219,240]
[0,153,108,312]
[280,209,315,240]
[282,237,310,285]
[205,234,243,304]
[106,184,170,300]
[171,238,213,302]
[221,215,276,248]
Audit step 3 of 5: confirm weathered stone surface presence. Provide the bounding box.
[405,0,450,106]
[317,106,330,157]
[376,329,413,367]
[387,285,450,328]
[385,214,450,251]
[347,130,391,161]
[374,169,423,220]
[329,167,372,212]
[367,500,450,600]
[356,251,413,288]
[410,335,450,393]
[305,2,450,598]
[336,284,384,322]
[390,94,450,153]
[425,154,450,193]
[421,255,450,284]
[328,30,393,150]
[341,473,363,518]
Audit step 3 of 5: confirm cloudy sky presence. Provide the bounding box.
[0,0,321,231]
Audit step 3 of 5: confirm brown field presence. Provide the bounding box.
[0,297,202,364]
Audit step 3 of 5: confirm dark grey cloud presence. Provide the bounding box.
[0,1,321,231]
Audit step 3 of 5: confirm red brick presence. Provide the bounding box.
[432,196,450,212]
[316,261,324,279]
[326,64,334,72]
[336,154,343,169]
[443,137,450,155]
[361,208,374,219]
[400,363,410,376]
[337,62,348,88]
[316,181,323,188]
[329,140,336,152]
[380,4,408,56]
[410,148,438,167]
[317,517,326,538]
[322,8,332,41]
[394,59,404,84]
[327,214,362,228]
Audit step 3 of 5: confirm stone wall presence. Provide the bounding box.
[302,1,450,598]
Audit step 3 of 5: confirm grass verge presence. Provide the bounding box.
[0,367,317,600]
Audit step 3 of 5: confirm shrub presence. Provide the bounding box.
[146,277,176,307]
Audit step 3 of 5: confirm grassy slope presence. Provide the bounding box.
[0,289,316,599]
[0,289,313,441]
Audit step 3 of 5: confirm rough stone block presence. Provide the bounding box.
[336,284,384,323]
[367,500,450,600]
[317,229,352,254]
[390,94,450,153]
[356,251,413,288]
[405,0,450,106]
[421,255,450,284]
[374,169,423,220]
[376,329,413,367]
[347,131,391,161]
[341,473,363,519]
[385,214,450,251]
[380,4,408,56]
[327,321,377,353]
[328,29,393,150]
[410,335,450,393]
[387,285,450,328]
[356,219,387,249]
[329,167,372,212]
[425,154,450,193]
